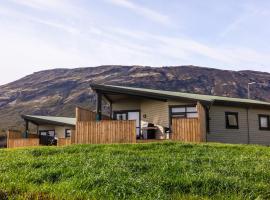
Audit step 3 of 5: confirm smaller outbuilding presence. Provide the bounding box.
[21,115,76,145]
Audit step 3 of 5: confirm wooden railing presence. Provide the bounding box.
[75,120,136,144]
[7,130,39,148]
[171,102,206,142]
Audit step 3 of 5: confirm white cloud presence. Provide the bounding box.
[106,0,171,25]
[108,28,270,70]
[220,7,260,38]
[8,0,63,10]
[1,0,270,85]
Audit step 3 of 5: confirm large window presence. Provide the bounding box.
[258,115,270,130]
[170,106,198,118]
[225,112,239,129]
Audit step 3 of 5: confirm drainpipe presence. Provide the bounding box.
[246,107,250,144]
[205,100,215,138]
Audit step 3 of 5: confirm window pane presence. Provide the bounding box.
[116,113,127,120]
[171,107,185,113]
[116,114,121,120]
[122,114,127,120]
[40,131,47,136]
[228,115,237,126]
[48,131,55,137]
[187,107,197,112]
[66,129,71,137]
[260,117,268,128]
[187,113,198,118]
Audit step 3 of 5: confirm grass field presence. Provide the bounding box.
[0,142,270,200]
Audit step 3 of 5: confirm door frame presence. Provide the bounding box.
[113,109,141,137]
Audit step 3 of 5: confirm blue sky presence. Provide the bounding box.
[1,0,270,85]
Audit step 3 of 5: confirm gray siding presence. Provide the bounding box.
[208,106,270,145]
[207,106,249,144]
[112,97,270,145]
[249,109,270,145]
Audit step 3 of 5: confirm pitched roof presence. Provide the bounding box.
[22,115,76,126]
[91,84,270,108]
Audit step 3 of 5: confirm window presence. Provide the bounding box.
[170,106,198,119]
[259,115,270,130]
[65,129,71,138]
[116,113,127,120]
[225,112,239,129]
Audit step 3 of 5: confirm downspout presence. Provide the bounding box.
[205,100,215,142]
[246,107,250,144]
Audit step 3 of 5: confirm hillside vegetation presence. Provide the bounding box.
[0,142,270,199]
[1,65,270,130]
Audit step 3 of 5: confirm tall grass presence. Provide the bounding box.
[0,142,270,199]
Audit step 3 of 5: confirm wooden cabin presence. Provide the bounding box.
[91,84,270,145]
[8,84,270,148]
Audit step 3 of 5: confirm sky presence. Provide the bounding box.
[1,0,270,85]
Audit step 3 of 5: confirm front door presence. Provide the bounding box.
[114,111,141,138]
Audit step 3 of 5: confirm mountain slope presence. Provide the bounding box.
[1,65,270,130]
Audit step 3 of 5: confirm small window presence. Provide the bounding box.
[65,129,71,138]
[225,112,239,129]
[259,115,270,130]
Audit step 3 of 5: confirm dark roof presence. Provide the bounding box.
[91,84,270,108]
[22,115,76,126]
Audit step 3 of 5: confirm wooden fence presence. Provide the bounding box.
[57,130,75,146]
[58,138,71,146]
[76,107,110,122]
[172,118,200,142]
[76,107,97,121]
[7,130,39,148]
[171,102,206,142]
[75,120,136,144]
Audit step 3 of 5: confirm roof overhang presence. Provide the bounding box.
[90,84,210,104]
[21,115,76,127]
[212,100,270,109]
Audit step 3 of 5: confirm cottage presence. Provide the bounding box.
[91,84,270,145]
[21,115,75,145]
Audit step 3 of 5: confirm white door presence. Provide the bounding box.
[128,112,140,137]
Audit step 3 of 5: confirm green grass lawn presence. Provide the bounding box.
[0,142,270,200]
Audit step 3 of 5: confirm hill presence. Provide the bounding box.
[0,142,269,199]
[1,65,270,130]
